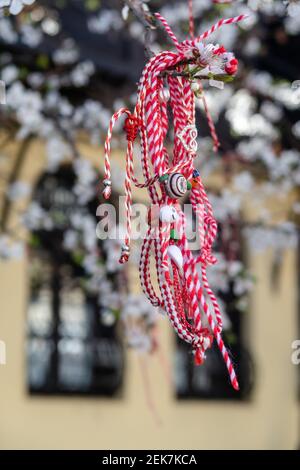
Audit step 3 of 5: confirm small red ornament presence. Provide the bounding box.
[213,45,227,55]
[225,57,238,75]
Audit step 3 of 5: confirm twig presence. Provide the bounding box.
[124,0,156,58]
[159,71,221,80]
[124,0,155,29]
[55,122,80,160]
[0,136,32,233]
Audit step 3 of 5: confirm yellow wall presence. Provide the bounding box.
[0,137,299,449]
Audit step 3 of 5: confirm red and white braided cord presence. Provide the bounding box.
[101,11,246,390]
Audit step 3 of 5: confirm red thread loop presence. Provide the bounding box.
[119,253,129,264]
[119,244,130,264]
[199,83,220,152]
[124,115,140,142]
[199,247,217,266]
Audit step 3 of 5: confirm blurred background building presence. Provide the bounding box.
[0,0,299,449]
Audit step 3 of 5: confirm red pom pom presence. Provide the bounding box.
[225,58,238,75]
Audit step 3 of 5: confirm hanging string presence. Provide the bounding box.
[188,0,195,39]
[154,12,180,48]
[198,81,220,152]
[179,14,247,50]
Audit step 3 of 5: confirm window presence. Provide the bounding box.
[27,165,125,396]
[175,215,254,400]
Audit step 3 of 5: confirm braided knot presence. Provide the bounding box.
[192,328,213,365]
[199,247,217,265]
[124,115,140,142]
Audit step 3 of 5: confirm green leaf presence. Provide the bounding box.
[111,308,120,320]
[72,251,84,265]
[85,0,101,11]
[29,234,40,248]
[224,331,237,345]
[36,54,50,70]
[19,67,28,80]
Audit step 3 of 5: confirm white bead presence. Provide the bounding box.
[159,88,170,103]
[191,82,200,93]
[159,205,179,223]
[167,245,183,273]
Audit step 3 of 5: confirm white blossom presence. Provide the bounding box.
[46,136,71,172]
[292,121,300,138]
[0,18,18,43]
[103,237,124,273]
[0,0,35,16]
[0,235,11,259]
[244,224,298,253]
[70,61,95,87]
[53,39,79,65]
[88,9,123,34]
[22,202,49,230]
[21,24,42,47]
[226,89,278,138]
[0,235,24,259]
[1,64,18,84]
[285,8,300,34]
[27,73,44,89]
[292,201,300,214]
[63,230,78,251]
[233,277,254,296]
[209,189,242,221]
[233,171,254,193]
[260,100,283,122]
[227,260,244,278]
[7,181,30,201]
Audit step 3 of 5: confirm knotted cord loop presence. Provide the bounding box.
[103,108,140,263]
[103,107,132,199]
[198,247,217,266]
